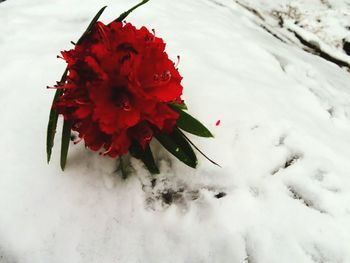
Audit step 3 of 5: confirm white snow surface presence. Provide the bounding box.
[239,0,350,50]
[1,0,350,262]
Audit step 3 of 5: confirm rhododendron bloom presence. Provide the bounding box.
[54,21,183,157]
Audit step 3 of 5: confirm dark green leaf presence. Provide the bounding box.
[77,6,107,44]
[114,0,150,22]
[154,128,197,168]
[47,2,150,168]
[177,128,221,167]
[171,101,187,110]
[47,6,106,165]
[46,91,60,163]
[130,142,160,174]
[60,120,73,171]
[118,155,129,179]
[46,69,68,163]
[168,104,214,138]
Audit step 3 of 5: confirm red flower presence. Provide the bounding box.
[54,21,183,157]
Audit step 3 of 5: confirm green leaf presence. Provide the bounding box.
[77,6,107,44]
[154,128,197,168]
[47,6,107,165]
[46,69,68,163]
[114,0,150,23]
[171,101,188,110]
[130,142,160,174]
[47,2,150,167]
[168,104,214,138]
[60,120,73,171]
[46,91,61,163]
[118,155,129,179]
[177,128,221,167]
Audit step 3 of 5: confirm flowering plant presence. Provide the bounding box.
[47,1,217,175]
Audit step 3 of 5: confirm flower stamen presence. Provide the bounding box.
[74,99,91,105]
[114,92,132,111]
[97,23,111,50]
[175,55,180,68]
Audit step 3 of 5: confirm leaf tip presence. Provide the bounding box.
[152,168,160,175]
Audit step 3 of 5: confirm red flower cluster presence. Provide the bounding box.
[54,21,183,157]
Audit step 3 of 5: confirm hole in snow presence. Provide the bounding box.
[214,192,226,199]
[143,181,202,210]
[142,178,226,210]
[207,0,226,8]
[326,107,336,118]
[287,186,327,214]
[284,154,301,168]
[313,169,326,182]
[161,190,175,205]
[151,178,157,188]
[271,153,303,175]
[275,134,287,146]
[343,39,350,56]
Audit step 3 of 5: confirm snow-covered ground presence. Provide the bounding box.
[238,0,350,49]
[1,0,350,262]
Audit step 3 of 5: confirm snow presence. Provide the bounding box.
[237,0,350,49]
[1,0,350,262]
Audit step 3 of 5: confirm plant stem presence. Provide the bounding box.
[119,156,128,179]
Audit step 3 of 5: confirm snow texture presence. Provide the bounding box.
[1,0,350,262]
